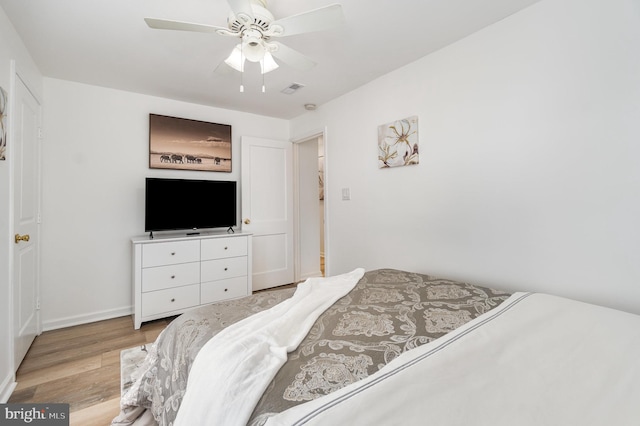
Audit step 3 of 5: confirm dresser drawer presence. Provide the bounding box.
[141,284,200,317]
[201,237,247,260]
[142,262,200,292]
[142,240,200,267]
[201,276,248,304]
[201,256,247,283]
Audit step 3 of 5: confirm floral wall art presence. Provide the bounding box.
[378,115,418,168]
[0,86,7,160]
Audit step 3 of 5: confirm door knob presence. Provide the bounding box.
[243,218,251,225]
[15,234,30,244]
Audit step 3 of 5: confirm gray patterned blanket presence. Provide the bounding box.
[113,269,510,426]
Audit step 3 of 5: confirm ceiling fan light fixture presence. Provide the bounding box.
[261,52,279,74]
[242,29,266,62]
[224,45,245,72]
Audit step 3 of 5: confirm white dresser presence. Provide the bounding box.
[132,231,252,329]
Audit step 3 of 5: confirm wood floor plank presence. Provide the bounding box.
[33,316,134,346]
[9,315,174,418]
[101,348,124,368]
[70,398,121,426]
[17,334,148,375]
[32,363,122,411]
[16,317,169,375]
[14,355,102,391]
[24,324,144,357]
[7,385,36,402]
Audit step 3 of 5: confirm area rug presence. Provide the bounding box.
[120,345,148,396]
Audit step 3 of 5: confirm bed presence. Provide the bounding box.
[112,268,640,426]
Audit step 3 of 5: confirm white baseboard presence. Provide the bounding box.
[0,373,17,403]
[42,306,133,332]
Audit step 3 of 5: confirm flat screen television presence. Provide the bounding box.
[145,178,237,234]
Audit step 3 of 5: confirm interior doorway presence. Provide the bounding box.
[318,137,325,276]
[294,133,326,281]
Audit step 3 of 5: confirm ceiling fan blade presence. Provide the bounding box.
[226,0,254,23]
[268,4,344,37]
[144,17,228,34]
[269,42,316,71]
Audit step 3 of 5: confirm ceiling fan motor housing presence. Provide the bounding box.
[242,29,267,61]
[227,0,274,33]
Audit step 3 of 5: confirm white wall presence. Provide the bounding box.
[41,78,289,330]
[0,5,43,401]
[291,0,640,314]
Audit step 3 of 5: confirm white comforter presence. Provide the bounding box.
[265,292,640,426]
[174,268,365,426]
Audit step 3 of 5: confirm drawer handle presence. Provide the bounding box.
[171,275,175,279]
[224,267,228,271]
[171,298,175,302]
[171,252,176,256]
[224,288,228,292]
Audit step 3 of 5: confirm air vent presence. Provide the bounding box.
[281,83,305,95]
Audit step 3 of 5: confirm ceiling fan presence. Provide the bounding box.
[144,0,344,75]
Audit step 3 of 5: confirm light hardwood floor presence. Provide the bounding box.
[8,315,174,426]
[7,283,301,426]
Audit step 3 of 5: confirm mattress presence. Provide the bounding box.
[113,269,640,426]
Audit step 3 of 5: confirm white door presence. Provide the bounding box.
[13,75,40,369]
[241,136,294,290]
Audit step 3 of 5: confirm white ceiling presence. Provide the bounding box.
[0,0,541,119]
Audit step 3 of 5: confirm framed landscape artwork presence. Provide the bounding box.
[149,114,232,172]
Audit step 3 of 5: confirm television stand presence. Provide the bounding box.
[227,226,235,234]
[131,231,253,329]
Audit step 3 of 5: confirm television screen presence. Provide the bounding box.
[145,178,237,232]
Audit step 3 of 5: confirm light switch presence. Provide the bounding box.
[341,188,351,201]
